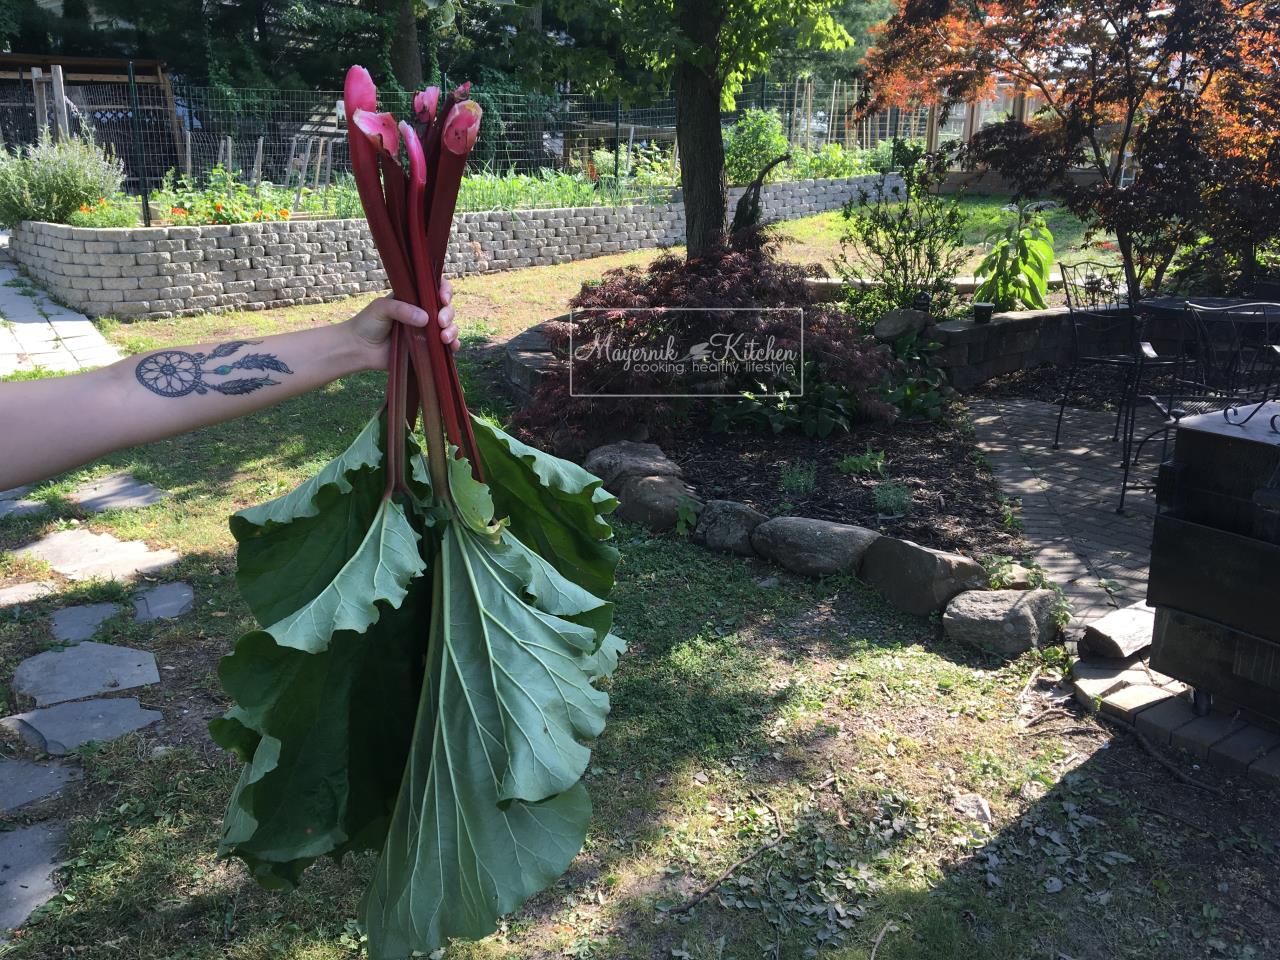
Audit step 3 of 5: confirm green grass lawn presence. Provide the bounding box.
[1,214,1275,959]
[774,194,1116,278]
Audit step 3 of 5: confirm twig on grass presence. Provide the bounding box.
[1018,666,1042,702]
[1024,706,1075,728]
[1097,713,1227,798]
[669,792,787,916]
[869,920,898,960]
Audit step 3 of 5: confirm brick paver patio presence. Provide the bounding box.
[969,397,1163,632]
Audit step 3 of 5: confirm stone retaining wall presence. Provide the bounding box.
[9,173,894,320]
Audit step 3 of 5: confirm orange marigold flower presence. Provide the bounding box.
[215,202,223,211]
[278,208,290,218]
[79,204,91,213]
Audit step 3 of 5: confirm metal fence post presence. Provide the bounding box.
[127,61,152,226]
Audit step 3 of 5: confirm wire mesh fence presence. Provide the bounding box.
[0,66,991,218]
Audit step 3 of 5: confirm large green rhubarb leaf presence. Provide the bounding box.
[361,462,620,958]
[472,416,620,597]
[212,420,430,887]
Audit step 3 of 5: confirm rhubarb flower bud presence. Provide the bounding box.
[353,109,401,158]
[414,86,441,123]
[452,80,472,100]
[343,65,377,114]
[442,100,482,155]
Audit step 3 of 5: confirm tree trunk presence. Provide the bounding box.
[673,0,725,258]
[387,0,422,90]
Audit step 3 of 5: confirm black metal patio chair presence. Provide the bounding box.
[1116,301,1280,511]
[1053,261,1177,449]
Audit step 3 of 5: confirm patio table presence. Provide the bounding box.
[1139,295,1276,323]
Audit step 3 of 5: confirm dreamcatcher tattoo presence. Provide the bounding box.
[135,340,294,398]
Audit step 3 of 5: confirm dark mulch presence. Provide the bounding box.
[663,407,1025,560]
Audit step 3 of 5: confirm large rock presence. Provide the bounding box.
[616,475,702,531]
[874,308,929,342]
[692,500,767,556]
[861,537,986,615]
[1080,601,1154,658]
[751,517,880,578]
[943,589,1061,656]
[583,441,681,490]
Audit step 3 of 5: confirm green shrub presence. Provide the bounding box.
[0,134,125,228]
[790,143,871,180]
[724,109,790,186]
[66,195,139,228]
[836,140,967,320]
[873,480,914,516]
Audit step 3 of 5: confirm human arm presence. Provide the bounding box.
[0,287,460,490]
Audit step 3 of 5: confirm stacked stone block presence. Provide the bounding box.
[10,174,892,320]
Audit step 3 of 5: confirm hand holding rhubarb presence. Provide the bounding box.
[211,66,622,960]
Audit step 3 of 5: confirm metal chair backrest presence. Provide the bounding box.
[1060,261,1135,356]
[1185,301,1280,398]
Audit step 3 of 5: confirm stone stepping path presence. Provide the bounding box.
[0,582,54,607]
[0,259,119,376]
[14,529,178,581]
[67,473,167,514]
[13,641,160,708]
[0,485,43,521]
[133,582,193,621]
[2,698,162,755]
[51,603,120,642]
[0,758,80,814]
[0,822,66,932]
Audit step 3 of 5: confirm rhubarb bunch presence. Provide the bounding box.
[210,66,621,959]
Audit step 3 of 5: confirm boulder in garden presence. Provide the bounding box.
[616,475,701,531]
[943,589,1061,656]
[861,537,986,615]
[583,441,681,490]
[751,517,880,577]
[693,500,768,556]
[874,308,929,342]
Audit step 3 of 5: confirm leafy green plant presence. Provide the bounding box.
[0,133,124,228]
[836,140,966,319]
[973,204,1055,310]
[152,166,292,225]
[882,330,946,420]
[873,480,913,516]
[66,195,139,228]
[779,459,818,495]
[838,444,887,477]
[675,498,701,536]
[723,108,790,186]
[789,142,871,180]
[213,73,624,960]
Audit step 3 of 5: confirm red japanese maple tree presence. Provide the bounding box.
[864,0,1280,296]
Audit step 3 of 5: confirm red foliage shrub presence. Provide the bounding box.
[516,230,896,450]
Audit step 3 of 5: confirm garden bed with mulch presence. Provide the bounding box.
[662,407,1024,560]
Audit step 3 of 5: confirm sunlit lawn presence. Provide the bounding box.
[0,203,1272,960]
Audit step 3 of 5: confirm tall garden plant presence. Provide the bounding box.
[835,140,966,322]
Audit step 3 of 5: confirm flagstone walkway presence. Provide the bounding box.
[969,398,1160,631]
[0,256,119,375]
[0,474,188,935]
